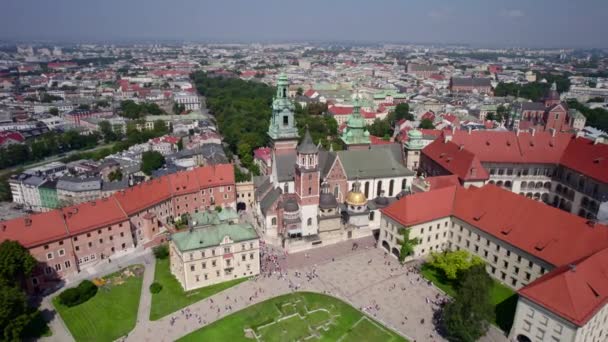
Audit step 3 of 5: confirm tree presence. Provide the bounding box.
[153,120,168,135]
[397,228,420,263]
[441,265,493,342]
[108,169,123,181]
[367,118,392,138]
[296,87,304,96]
[141,151,165,175]
[172,103,186,115]
[48,107,59,116]
[0,241,39,341]
[419,118,435,129]
[99,120,118,142]
[77,104,90,111]
[0,241,36,283]
[428,250,486,280]
[392,103,413,121]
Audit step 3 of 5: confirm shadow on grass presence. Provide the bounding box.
[495,294,518,332]
[23,309,52,339]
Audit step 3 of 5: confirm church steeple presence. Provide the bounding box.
[268,73,299,153]
[341,94,371,149]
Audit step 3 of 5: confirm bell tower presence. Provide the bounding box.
[268,73,299,154]
[294,129,320,236]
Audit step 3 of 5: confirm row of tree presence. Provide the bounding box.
[567,99,608,132]
[0,130,100,169]
[119,100,165,119]
[367,103,414,138]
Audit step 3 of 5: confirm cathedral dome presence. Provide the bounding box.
[345,191,367,206]
[319,192,338,209]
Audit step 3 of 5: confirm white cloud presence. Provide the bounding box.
[501,9,525,18]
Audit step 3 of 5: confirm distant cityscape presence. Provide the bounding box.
[0,41,607,342]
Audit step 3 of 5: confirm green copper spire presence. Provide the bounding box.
[341,95,370,146]
[268,73,299,141]
[405,129,424,150]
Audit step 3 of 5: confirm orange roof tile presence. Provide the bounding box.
[0,211,68,248]
[423,138,489,181]
[62,197,128,234]
[559,137,608,184]
[519,247,608,326]
[114,177,172,215]
[381,186,457,226]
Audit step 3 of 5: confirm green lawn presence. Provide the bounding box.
[421,264,518,332]
[52,265,144,342]
[149,257,249,320]
[178,292,406,342]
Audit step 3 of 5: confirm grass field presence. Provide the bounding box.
[420,263,518,331]
[149,257,249,320]
[52,265,144,342]
[177,292,406,342]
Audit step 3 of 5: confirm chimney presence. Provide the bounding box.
[530,128,536,137]
[568,264,576,272]
[467,127,472,135]
[576,131,585,138]
[549,128,556,137]
[594,137,605,145]
[516,128,521,136]
[451,126,456,134]
[24,218,32,226]
[444,135,453,143]
[459,144,464,151]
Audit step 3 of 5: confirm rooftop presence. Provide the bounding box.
[172,223,258,252]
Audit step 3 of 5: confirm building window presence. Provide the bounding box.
[47,252,53,260]
[58,249,65,256]
[307,218,312,226]
[65,260,71,268]
[44,245,49,250]
[195,275,200,282]
[250,253,254,260]
[190,265,195,271]
[242,255,246,261]
[54,263,62,271]
[224,247,230,254]
[202,262,206,269]
[212,261,216,267]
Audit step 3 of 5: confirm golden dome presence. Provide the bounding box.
[345,190,367,206]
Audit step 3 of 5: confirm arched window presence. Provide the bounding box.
[369,211,375,220]
[308,187,312,195]
[376,181,383,197]
[389,180,394,197]
[334,185,339,197]
[283,183,288,193]
[271,217,277,226]
[364,182,370,198]
[401,179,407,190]
[307,218,312,226]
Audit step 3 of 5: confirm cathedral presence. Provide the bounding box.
[253,74,416,252]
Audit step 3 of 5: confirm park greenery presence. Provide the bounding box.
[494,73,570,102]
[53,265,144,342]
[141,151,166,175]
[421,251,517,334]
[440,264,494,342]
[119,100,165,119]
[191,72,342,175]
[58,280,98,307]
[178,292,406,342]
[0,240,50,340]
[428,250,485,280]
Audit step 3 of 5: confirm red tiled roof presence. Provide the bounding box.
[0,131,25,144]
[519,247,608,326]
[426,175,461,190]
[381,186,457,226]
[62,197,128,234]
[304,89,317,98]
[114,177,172,215]
[168,171,200,196]
[0,211,68,248]
[328,106,353,115]
[423,138,489,181]
[370,135,392,145]
[559,137,608,184]
[452,185,608,267]
[193,163,234,188]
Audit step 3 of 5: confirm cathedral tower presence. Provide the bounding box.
[295,129,320,236]
[268,73,299,154]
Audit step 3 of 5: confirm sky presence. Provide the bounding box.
[1,0,607,48]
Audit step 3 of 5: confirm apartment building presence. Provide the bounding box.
[378,184,608,342]
[169,223,259,291]
[0,164,237,293]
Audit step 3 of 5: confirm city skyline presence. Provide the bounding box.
[1,0,608,48]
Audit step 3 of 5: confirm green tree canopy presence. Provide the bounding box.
[141,151,165,175]
[397,228,420,263]
[442,264,493,342]
[419,118,435,129]
[392,103,413,122]
[428,250,486,280]
[0,241,36,283]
